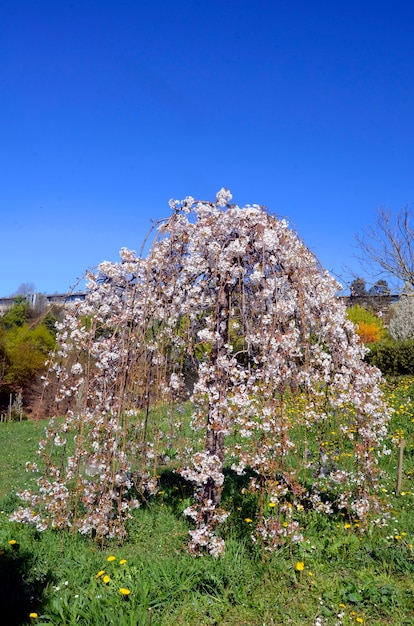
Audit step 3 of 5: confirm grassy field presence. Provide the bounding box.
[0,378,413,625]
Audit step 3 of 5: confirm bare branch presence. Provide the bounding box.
[355,206,414,288]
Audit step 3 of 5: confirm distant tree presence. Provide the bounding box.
[1,297,30,330]
[368,279,390,296]
[14,282,35,296]
[350,277,367,296]
[355,206,414,288]
[2,324,55,388]
[26,294,52,324]
[42,308,60,335]
[0,327,6,380]
[0,299,56,409]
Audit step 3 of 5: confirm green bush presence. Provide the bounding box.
[0,300,57,411]
[365,339,414,375]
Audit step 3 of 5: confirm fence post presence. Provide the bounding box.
[396,438,406,494]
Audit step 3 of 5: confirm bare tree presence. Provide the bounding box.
[355,206,414,289]
[14,282,36,296]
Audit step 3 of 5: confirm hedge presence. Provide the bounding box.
[365,339,414,375]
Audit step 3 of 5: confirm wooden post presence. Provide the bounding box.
[396,438,406,494]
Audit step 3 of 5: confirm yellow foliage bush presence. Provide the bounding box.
[346,305,386,344]
[355,321,383,344]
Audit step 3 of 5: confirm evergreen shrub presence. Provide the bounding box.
[365,339,414,375]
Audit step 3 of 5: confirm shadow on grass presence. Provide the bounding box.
[157,464,257,495]
[0,544,52,626]
[157,466,260,528]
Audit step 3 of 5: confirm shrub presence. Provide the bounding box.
[354,321,383,344]
[346,305,386,343]
[389,295,414,340]
[365,339,414,375]
[0,300,57,415]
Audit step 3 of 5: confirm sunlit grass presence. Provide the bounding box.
[0,378,413,625]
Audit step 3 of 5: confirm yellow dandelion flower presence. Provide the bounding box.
[119,559,127,565]
[8,539,17,545]
[157,491,164,495]
[338,603,346,608]
[268,502,276,508]
[96,570,105,578]
[29,613,38,619]
[119,587,131,595]
[107,555,116,562]
[356,618,364,624]
[245,518,252,523]
[344,523,352,529]
[103,575,111,584]
[295,561,305,571]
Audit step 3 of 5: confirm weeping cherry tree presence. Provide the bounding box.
[12,189,391,556]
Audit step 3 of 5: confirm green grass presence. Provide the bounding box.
[0,379,414,625]
[0,419,42,498]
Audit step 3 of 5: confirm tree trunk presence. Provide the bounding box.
[203,282,231,506]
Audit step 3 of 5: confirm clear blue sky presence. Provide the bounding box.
[1,0,414,296]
